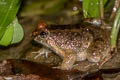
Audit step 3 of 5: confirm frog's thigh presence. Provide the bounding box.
[60,50,76,70]
[87,47,101,63]
[87,51,101,63]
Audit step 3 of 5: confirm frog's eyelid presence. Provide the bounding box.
[47,30,50,35]
[45,31,50,39]
[39,31,50,39]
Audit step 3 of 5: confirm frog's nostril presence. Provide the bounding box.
[33,35,42,42]
[31,30,41,38]
[32,32,38,37]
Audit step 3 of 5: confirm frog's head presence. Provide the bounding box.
[33,29,52,47]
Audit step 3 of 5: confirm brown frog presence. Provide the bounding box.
[33,22,113,70]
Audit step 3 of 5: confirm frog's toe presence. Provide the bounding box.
[33,51,48,59]
[98,54,113,69]
[52,66,61,69]
[32,48,51,59]
[60,64,73,70]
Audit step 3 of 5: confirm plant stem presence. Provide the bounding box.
[111,6,120,49]
[99,0,104,20]
[110,0,120,20]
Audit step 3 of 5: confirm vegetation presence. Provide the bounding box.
[0,0,119,49]
[0,0,23,46]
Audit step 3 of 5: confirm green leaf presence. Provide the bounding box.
[83,0,108,18]
[0,24,14,46]
[11,18,24,44]
[0,0,21,38]
[111,6,120,49]
[104,0,115,13]
[83,0,100,18]
[104,0,108,4]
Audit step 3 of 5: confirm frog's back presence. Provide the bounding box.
[48,26,110,52]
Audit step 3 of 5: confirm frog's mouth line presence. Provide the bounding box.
[34,37,54,51]
[34,37,49,47]
[34,37,64,58]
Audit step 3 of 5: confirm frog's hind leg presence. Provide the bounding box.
[99,48,117,69]
[60,50,76,70]
[32,47,51,59]
[98,54,112,69]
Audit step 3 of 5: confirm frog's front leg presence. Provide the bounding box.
[48,43,76,70]
[32,47,51,59]
[60,50,76,70]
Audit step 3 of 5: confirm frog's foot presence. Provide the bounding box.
[100,22,112,30]
[73,61,99,72]
[52,66,61,69]
[98,54,113,69]
[99,48,117,69]
[60,50,76,70]
[32,48,51,59]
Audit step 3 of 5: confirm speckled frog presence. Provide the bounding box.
[33,22,113,70]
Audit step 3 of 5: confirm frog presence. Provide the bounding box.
[32,22,113,70]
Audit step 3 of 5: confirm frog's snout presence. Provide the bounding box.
[33,35,42,43]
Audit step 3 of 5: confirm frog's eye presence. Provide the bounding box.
[39,30,49,39]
